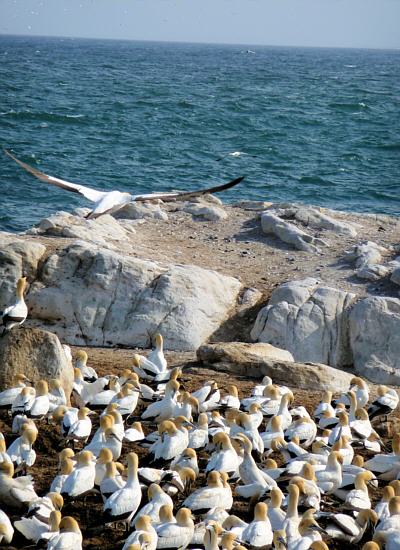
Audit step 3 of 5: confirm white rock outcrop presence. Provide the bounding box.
[261,212,329,253]
[27,241,242,350]
[251,278,356,368]
[349,297,400,384]
[114,202,168,221]
[345,241,390,281]
[197,342,353,391]
[29,212,135,248]
[183,201,228,221]
[275,204,358,237]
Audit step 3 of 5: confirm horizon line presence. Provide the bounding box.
[0,32,399,53]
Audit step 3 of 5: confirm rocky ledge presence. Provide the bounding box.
[0,195,399,385]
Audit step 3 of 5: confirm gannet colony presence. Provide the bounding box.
[0,149,399,550]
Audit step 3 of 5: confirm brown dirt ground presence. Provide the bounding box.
[1,347,399,550]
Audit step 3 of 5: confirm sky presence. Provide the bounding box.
[0,0,399,50]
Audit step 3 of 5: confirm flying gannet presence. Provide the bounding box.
[5,150,244,219]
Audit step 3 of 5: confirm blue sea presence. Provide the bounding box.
[0,35,399,232]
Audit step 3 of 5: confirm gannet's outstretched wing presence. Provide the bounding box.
[4,150,108,203]
[133,175,245,202]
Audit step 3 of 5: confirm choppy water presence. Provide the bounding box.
[0,35,399,232]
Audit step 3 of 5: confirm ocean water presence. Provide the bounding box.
[0,35,399,232]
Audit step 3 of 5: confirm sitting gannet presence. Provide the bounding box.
[155,507,194,549]
[5,150,244,218]
[368,386,399,420]
[1,277,28,334]
[0,374,29,409]
[47,516,82,550]
[61,450,95,499]
[0,461,37,509]
[241,502,273,548]
[183,471,233,513]
[75,350,98,382]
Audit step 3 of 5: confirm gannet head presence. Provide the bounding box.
[388,496,400,515]
[59,516,81,534]
[270,487,283,507]
[98,447,113,464]
[36,379,48,396]
[159,504,174,522]
[176,508,194,527]
[75,350,88,364]
[254,501,268,520]
[47,492,64,510]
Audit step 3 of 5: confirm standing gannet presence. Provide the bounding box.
[241,502,273,548]
[149,420,190,465]
[183,471,232,513]
[314,391,335,419]
[282,483,301,546]
[1,276,28,334]
[0,461,37,509]
[155,507,194,549]
[267,487,285,531]
[61,450,95,499]
[188,413,208,450]
[104,452,141,525]
[368,386,399,420]
[47,516,82,550]
[0,374,29,409]
[205,433,239,477]
[328,412,352,445]
[5,149,244,218]
[290,467,321,510]
[94,447,114,486]
[75,350,98,382]
[315,451,343,494]
[261,416,285,449]
[147,333,167,372]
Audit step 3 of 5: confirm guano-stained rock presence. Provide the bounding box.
[349,296,400,384]
[0,327,74,400]
[197,342,353,391]
[251,278,356,368]
[27,241,242,350]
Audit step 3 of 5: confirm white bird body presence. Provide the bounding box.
[0,508,14,544]
[0,376,27,408]
[104,453,141,523]
[61,452,95,498]
[183,472,232,512]
[141,381,179,422]
[241,503,273,548]
[133,485,173,524]
[155,508,194,549]
[315,452,343,494]
[0,463,37,509]
[1,277,28,332]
